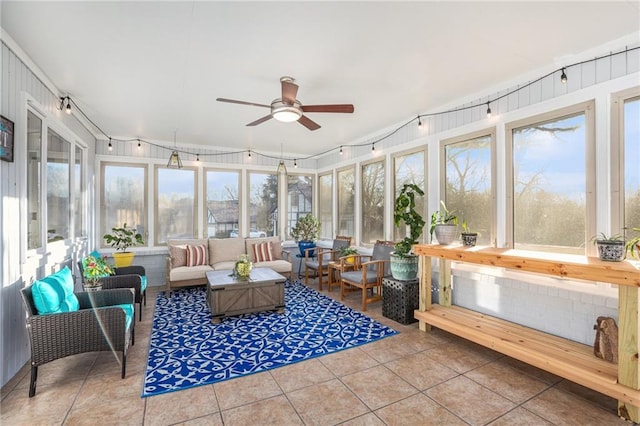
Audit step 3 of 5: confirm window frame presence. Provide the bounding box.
[336,165,356,243]
[100,161,149,247]
[247,169,279,238]
[154,165,198,245]
[440,128,496,246]
[285,172,314,240]
[204,168,241,238]
[611,86,640,235]
[392,147,428,243]
[505,100,595,253]
[360,157,386,246]
[318,172,334,240]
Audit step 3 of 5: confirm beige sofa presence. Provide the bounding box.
[166,236,292,291]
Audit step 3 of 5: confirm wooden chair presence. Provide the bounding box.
[304,236,351,290]
[340,240,395,311]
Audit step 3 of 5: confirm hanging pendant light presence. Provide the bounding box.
[167,130,183,169]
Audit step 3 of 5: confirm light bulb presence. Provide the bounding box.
[339,146,343,155]
[560,68,568,84]
[418,117,422,129]
[486,103,492,118]
[108,140,113,151]
[371,144,375,152]
[65,102,72,115]
[294,159,297,168]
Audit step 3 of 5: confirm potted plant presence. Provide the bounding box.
[460,220,478,247]
[390,183,426,280]
[592,233,625,262]
[339,246,359,264]
[231,254,253,280]
[103,223,144,267]
[625,227,640,260]
[291,214,321,257]
[430,200,458,245]
[82,254,114,291]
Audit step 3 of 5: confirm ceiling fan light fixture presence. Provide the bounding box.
[271,100,303,123]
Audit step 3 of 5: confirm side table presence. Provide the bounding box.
[382,277,419,324]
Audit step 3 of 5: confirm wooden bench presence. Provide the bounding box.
[412,244,640,422]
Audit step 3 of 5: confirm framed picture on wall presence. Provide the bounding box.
[0,115,14,162]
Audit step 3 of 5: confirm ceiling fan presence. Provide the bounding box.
[216,76,354,131]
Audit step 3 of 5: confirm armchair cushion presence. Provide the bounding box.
[115,303,135,329]
[31,267,79,315]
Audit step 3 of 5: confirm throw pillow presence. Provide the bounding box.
[31,266,80,315]
[186,244,208,267]
[169,244,187,268]
[252,242,273,262]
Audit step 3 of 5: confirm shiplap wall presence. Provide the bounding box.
[0,41,97,387]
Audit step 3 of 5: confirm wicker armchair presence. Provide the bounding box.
[20,287,135,397]
[78,262,147,321]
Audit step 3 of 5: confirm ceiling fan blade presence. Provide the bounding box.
[301,104,355,113]
[298,115,321,131]
[246,114,273,127]
[217,98,270,108]
[281,80,299,105]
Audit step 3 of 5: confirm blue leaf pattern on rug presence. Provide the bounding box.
[142,281,397,397]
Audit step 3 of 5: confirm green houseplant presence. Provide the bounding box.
[391,183,426,280]
[430,200,458,245]
[103,223,144,267]
[82,255,115,290]
[591,232,625,262]
[625,227,640,260]
[291,214,321,256]
[460,220,478,247]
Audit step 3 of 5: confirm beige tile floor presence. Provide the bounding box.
[1,277,629,425]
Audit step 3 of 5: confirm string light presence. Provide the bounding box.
[137,140,141,149]
[294,159,297,168]
[73,46,636,163]
[58,96,72,114]
[108,138,113,151]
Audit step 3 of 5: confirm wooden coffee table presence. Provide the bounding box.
[205,268,286,323]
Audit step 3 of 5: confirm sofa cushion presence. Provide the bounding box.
[209,238,246,265]
[31,267,80,315]
[212,261,236,271]
[251,241,273,262]
[254,260,291,276]
[246,237,282,261]
[186,244,208,267]
[169,244,187,268]
[169,265,213,282]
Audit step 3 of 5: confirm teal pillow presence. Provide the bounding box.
[31,267,79,315]
[114,303,134,329]
[140,275,147,292]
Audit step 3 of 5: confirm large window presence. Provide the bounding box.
[393,149,426,242]
[623,95,640,241]
[286,174,313,239]
[205,170,240,238]
[46,130,70,242]
[248,172,278,237]
[27,110,43,250]
[443,131,493,245]
[74,145,85,238]
[102,164,148,247]
[156,168,196,244]
[337,167,355,240]
[361,160,384,245]
[318,173,333,239]
[507,102,594,254]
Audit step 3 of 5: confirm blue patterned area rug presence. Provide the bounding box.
[142,281,397,397]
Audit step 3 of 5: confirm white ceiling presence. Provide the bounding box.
[2,1,639,158]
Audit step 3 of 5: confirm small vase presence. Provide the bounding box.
[83,283,103,292]
[461,233,478,247]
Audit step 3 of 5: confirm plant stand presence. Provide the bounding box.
[382,277,419,324]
